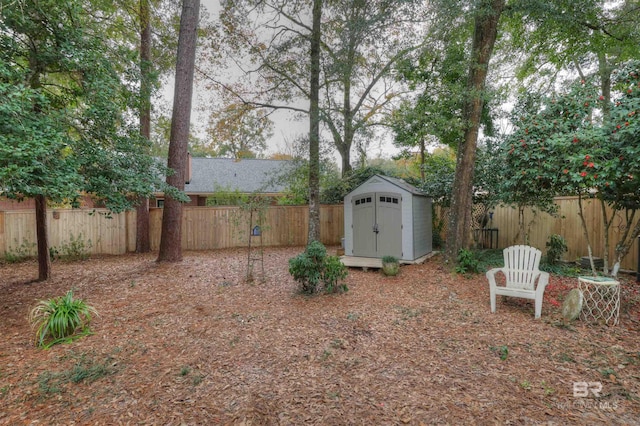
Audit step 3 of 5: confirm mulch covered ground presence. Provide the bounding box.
[1,246,639,425]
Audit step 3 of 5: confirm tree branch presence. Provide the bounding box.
[196,66,309,115]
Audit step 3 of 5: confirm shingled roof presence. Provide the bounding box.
[372,174,427,196]
[184,157,292,194]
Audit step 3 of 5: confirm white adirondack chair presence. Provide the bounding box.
[486,245,550,319]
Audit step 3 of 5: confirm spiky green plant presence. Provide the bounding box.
[28,290,98,348]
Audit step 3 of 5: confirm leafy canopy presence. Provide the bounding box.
[502,64,640,208]
[0,0,175,211]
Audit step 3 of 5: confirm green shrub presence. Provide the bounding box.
[455,248,480,275]
[475,249,503,271]
[55,233,92,261]
[381,255,400,276]
[289,241,326,294]
[206,186,249,206]
[323,256,349,293]
[289,241,348,294]
[28,290,98,348]
[49,246,59,261]
[432,207,446,249]
[540,262,583,276]
[381,255,398,264]
[545,234,567,265]
[3,239,36,263]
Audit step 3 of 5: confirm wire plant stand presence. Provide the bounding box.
[246,209,265,283]
[578,277,620,326]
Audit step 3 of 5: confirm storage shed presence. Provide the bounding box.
[343,174,432,261]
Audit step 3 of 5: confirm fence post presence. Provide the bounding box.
[0,211,4,256]
[125,210,136,253]
[637,236,639,283]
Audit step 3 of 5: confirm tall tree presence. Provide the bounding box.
[108,0,184,253]
[136,0,153,253]
[308,0,323,242]
[0,0,165,280]
[444,0,505,265]
[214,0,426,176]
[157,0,200,262]
[320,0,425,175]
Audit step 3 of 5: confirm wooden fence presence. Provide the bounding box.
[2,198,639,272]
[495,197,640,271]
[0,209,130,257]
[0,205,344,257]
[148,205,344,251]
[438,196,639,272]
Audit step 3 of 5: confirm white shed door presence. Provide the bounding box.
[376,193,402,258]
[352,194,377,257]
[352,192,402,258]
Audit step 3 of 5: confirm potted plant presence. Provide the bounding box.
[381,255,400,276]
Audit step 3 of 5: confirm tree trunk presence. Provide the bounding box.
[29,66,50,280]
[136,198,150,252]
[336,21,358,178]
[419,138,425,181]
[136,0,152,253]
[334,109,354,177]
[598,52,612,120]
[35,195,51,281]
[307,0,322,243]
[340,90,354,177]
[444,0,504,265]
[339,144,352,177]
[615,210,640,268]
[513,204,525,245]
[577,194,598,276]
[157,0,200,262]
[600,197,612,275]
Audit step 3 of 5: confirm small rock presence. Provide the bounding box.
[562,289,583,322]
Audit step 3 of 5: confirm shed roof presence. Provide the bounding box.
[349,174,427,197]
[184,158,292,194]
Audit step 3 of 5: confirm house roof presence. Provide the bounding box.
[184,157,292,194]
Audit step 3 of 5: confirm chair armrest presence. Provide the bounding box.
[535,271,550,297]
[486,267,505,288]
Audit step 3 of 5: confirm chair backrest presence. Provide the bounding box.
[503,245,542,290]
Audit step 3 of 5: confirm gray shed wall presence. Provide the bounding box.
[412,196,433,258]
